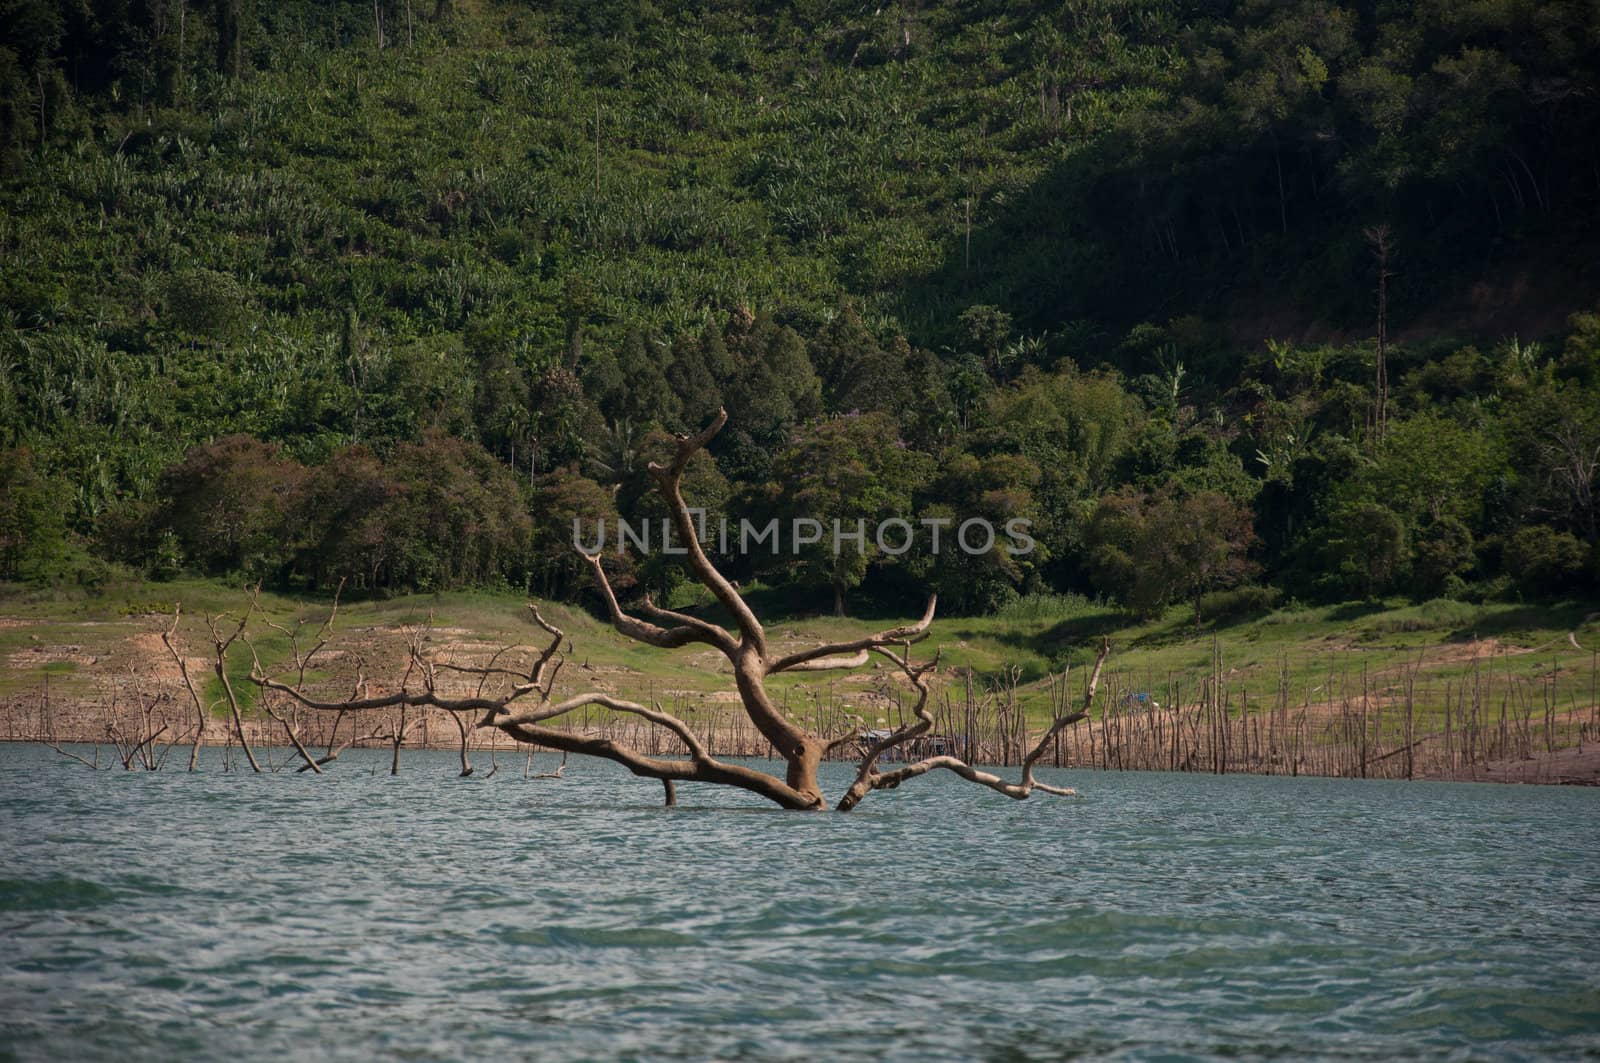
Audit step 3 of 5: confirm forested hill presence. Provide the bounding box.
[1,0,1598,617]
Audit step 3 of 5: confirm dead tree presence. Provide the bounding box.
[161,605,209,771]
[51,680,187,772]
[207,609,261,772]
[227,410,1111,810]
[434,638,534,777]
[834,639,1108,810]
[1364,223,1394,444]
[295,710,390,773]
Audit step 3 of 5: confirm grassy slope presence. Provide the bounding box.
[3,579,1594,734]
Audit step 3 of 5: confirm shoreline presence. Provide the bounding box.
[8,734,1596,787]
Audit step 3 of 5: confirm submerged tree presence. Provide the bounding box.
[225,411,1109,810]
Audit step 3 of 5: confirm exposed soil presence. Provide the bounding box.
[1437,743,1600,786]
[4,609,1597,784]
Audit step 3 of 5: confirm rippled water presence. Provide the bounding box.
[2,744,1598,1061]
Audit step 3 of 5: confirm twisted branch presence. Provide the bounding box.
[161,605,208,772]
[836,639,1110,810]
[583,552,738,654]
[646,408,767,653]
[767,595,937,674]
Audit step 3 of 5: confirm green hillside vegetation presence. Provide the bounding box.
[2,0,1598,629]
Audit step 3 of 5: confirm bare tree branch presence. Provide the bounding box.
[782,650,872,672]
[638,595,738,654]
[48,740,103,769]
[838,639,1109,809]
[492,692,711,762]
[208,593,262,773]
[161,605,209,771]
[496,720,819,809]
[767,596,937,674]
[583,552,737,654]
[258,693,323,773]
[645,407,767,654]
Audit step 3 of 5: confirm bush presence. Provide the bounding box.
[162,268,247,339]
[1363,598,1479,634]
[0,448,67,581]
[1503,526,1587,593]
[994,592,1097,624]
[1260,599,1313,625]
[1197,584,1281,622]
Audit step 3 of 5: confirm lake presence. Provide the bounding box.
[2,744,1598,1061]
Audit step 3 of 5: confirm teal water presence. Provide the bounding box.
[1,744,1597,1061]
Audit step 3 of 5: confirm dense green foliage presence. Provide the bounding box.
[2,0,1597,615]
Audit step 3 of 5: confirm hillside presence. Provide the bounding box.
[1,0,1598,626]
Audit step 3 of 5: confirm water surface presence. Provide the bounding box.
[2,744,1598,1060]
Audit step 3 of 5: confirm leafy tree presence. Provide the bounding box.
[1502,526,1588,595]
[1412,516,1474,597]
[987,364,1141,496]
[1506,383,1600,543]
[959,304,1012,379]
[291,444,403,590]
[1255,433,1363,570]
[530,463,620,599]
[153,435,303,579]
[531,365,591,472]
[809,300,888,410]
[624,428,732,599]
[831,332,917,420]
[1402,346,1492,405]
[1368,413,1503,528]
[696,320,734,382]
[375,431,532,591]
[0,446,65,580]
[664,332,722,431]
[607,329,680,430]
[772,413,933,616]
[1085,487,1258,620]
[474,348,533,460]
[725,315,821,449]
[1319,501,1409,601]
[913,451,1044,614]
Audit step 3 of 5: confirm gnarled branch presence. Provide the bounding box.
[161,605,208,772]
[645,408,767,654]
[836,639,1110,811]
[767,595,936,674]
[207,595,262,773]
[583,552,738,654]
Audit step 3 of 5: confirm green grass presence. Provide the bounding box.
[2,578,1595,735]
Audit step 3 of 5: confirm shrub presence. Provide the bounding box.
[994,592,1096,624]
[1197,584,1281,622]
[1364,598,1479,634]
[1503,526,1587,593]
[0,447,67,582]
[163,268,246,339]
